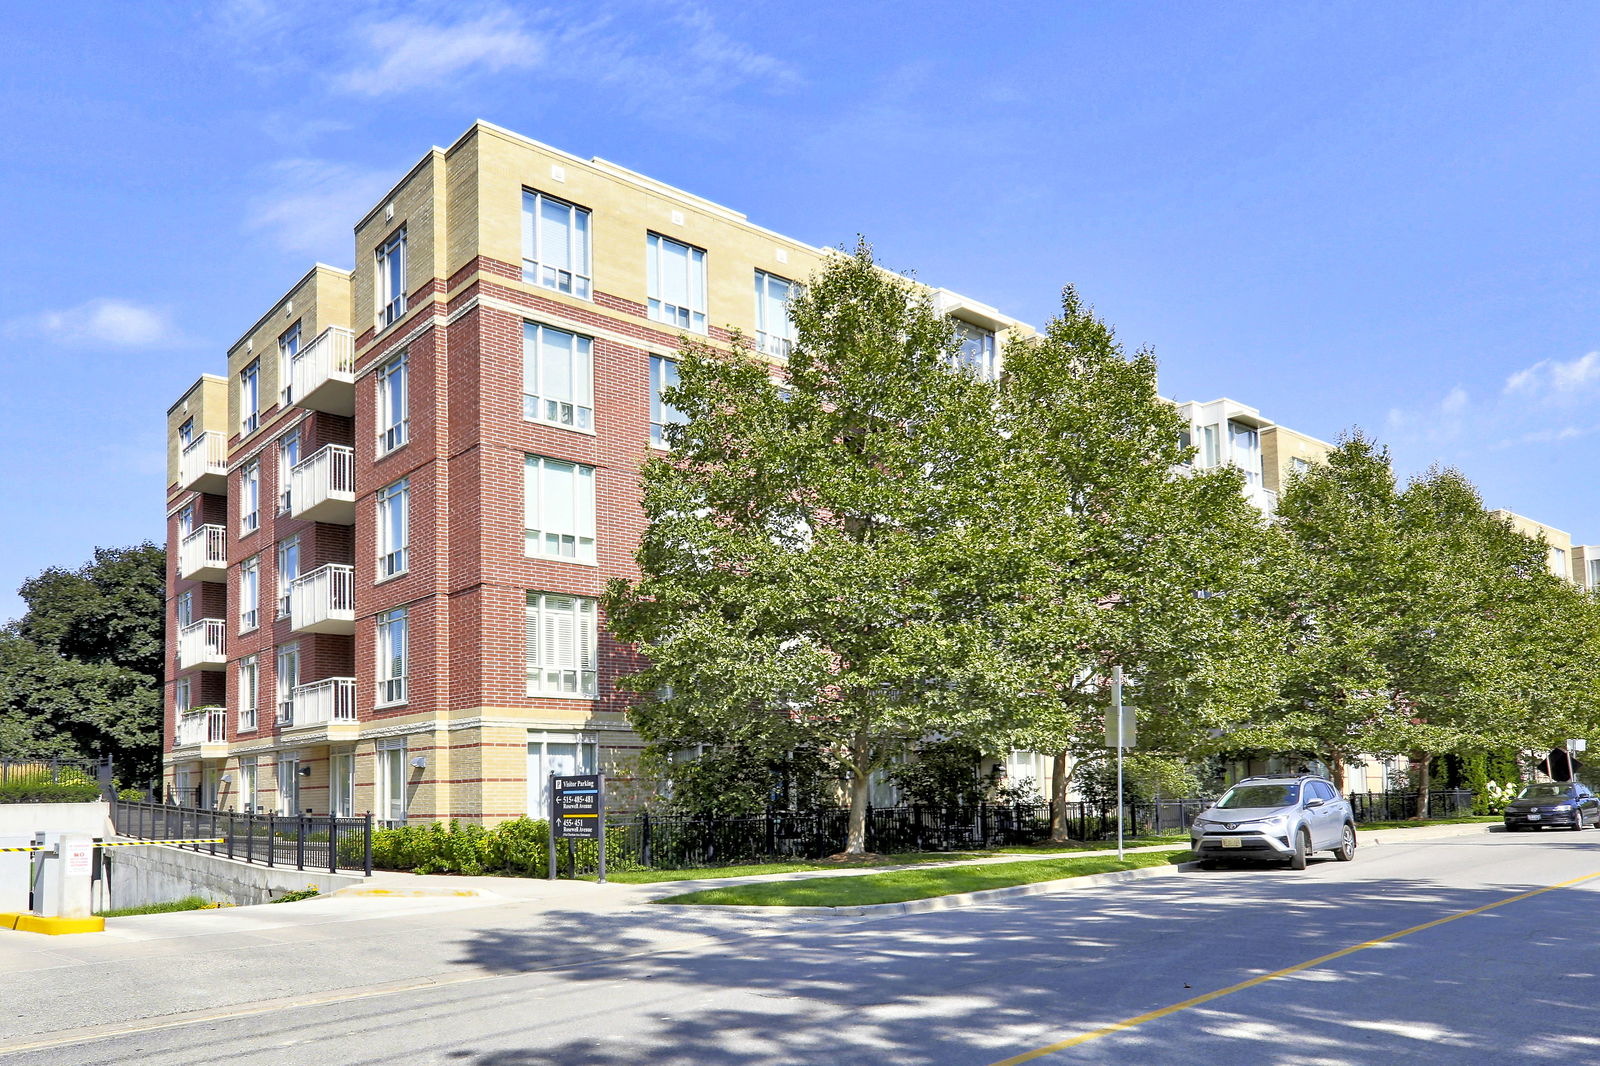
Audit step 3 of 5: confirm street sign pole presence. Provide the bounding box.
[1114,666,1124,862]
[597,773,607,885]
[547,772,557,881]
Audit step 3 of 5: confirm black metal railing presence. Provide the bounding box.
[1346,788,1475,822]
[1,756,117,800]
[112,800,372,875]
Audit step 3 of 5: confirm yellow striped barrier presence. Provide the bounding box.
[0,838,223,853]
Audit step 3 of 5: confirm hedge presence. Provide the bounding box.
[0,780,103,803]
[365,818,633,877]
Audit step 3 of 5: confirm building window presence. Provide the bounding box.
[522,322,593,430]
[240,556,259,632]
[278,321,301,407]
[376,352,409,454]
[1200,424,1220,468]
[953,322,997,380]
[525,593,598,698]
[522,190,591,299]
[238,756,258,813]
[376,479,410,579]
[524,456,596,563]
[527,733,597,817]
[176,589,193,629]
[754,270,798,358]
[178,418,194,448]
[1589,557,1600,591]
[240,459,260,534]
[377,227,407,328]
[650,355,685,448]
[1552,546,1568,577]
[278,430,300,514]
[178,503,195,537]
[174,677,191,716]
[240,360,260,436]
[646,233,707,333]
[375,740,408,825]
[238,654,258,732]
[1228,420,1261,486]
[376,608,408,707]
[330,752,355,818]
[277,535,299,619]
[1290,456,1311,475]
[276,756,301,815]
[276,643,299,726]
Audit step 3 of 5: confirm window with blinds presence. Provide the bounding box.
[525,593,598,698]
[377,478,409,578]
[650,355,686,448]
[647,233,707,333]
[523,322,594,430]
[377,607,408,706]
[524,456,596,562]
[522,190,591,299]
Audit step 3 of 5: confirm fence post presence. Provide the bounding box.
[227,811,235,861]
[640,810,652,868]
[765,806,776,860]
[246,810,255,865]
[327,815,337,874]
[266,812,275,868]
[296,814,306,871]
[363,813,373,877]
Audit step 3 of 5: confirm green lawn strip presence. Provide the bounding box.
[95,895,213,918]
[1358,816,1499,830]
[984,833,1190,854]
[654,850,1184,907]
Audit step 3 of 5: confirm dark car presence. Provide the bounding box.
[1503,782,1600,831]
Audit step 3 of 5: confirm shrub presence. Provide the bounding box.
[0,780,103,803]
[366,818,634,877]
[116,787,147,802]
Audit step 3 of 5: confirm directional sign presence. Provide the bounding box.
[552,774,603,840]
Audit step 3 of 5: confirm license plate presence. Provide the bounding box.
[1221,837,1242,848]
[1529,814,1541,821]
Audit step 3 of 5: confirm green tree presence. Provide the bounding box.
[0,543,166,780]
[605,242,1030,856]
[989,288,1283,841]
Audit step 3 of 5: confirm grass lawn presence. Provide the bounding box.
[654,850,1186,907]
[1359,816,1498,830]
[96,895,216,918]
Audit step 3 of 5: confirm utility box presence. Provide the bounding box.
[31,832,95,919]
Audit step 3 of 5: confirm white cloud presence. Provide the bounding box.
[1502,351,1600,402]
[19,299,179,348]
[245,158,394,258]
[1385,385,1469,445]
[334,9,545,97]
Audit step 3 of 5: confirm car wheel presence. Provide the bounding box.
[1575,815,1587,832]
[1334,823,1357,861]
[1289,828,1310,871]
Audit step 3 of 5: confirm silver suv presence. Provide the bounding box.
[1190,775,1357,870]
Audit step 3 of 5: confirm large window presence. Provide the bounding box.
[1589,557,1600,590]
[524,456,596,563]
[239,556,259,632]
[178,503,195,537]
[277,534,299,619]
[1228,420,1261,486]
[375,740,408,825]
[527,733,597,817]
[238,756,258,813]
[278,431,300,514]
[176,590,193,629]
[278,321,301,407]
[1200,424,1220,468]
[276,756,301,815]
[646,233,707,333]
[525,593,598,698]
[174,677,191,717]
[330,752,355,818]
[376,479,410,579]
[953,322,997,380]
[377,608,408,707]
[376,352,409,454]
[178,418,194,448]
[650,355,685,448]
[522,190,591,299]
[240,459,260,534]
[276,643,299,726]
[523,322,593,430]
[754,270,798,357]
[238,654,258,732]
[377,227,407,328]
[240,360,260,436]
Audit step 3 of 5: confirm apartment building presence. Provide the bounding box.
[163,121,1030,825]
[1490,510,1573,581]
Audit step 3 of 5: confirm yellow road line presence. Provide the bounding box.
[989,867,1600,1065]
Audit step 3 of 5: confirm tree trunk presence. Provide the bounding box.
[1325,752,1346,792]
[1413,753,1430,820]
[1049,749,1072,843]
[844,762,872,856]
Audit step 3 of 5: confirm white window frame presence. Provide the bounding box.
[375,739,408,826]
[754,270,798,358]
[524,456,596,564]
[1227,420,1262,486]
[522,189,592,299]
[522,322,594,431]
[649,355,685,449]
[276,643,300,727]
[278,321,301,408]
[953,321,997,380]
[178,503,195,537]
[278,430,300,514]
[1589,557,1600,591]
[178,418,194,448]
[277,534,300,619]
[375,352,409,455]
[329,752,356,818]
[647,233,707,333]
[176,589,194,629]
[240,459,260,534]
[238,654,258,732]
[376,478,410,579]
[525,593,598,698]
[238,756,258,813]
[377,227,407,328]
[239,556,259,633]
[174,677,192,717]
[376,608,408,707]
[276,756,301,816]
[240,360,260,436]
[1200,424,1220,468]
[527,732,598,817]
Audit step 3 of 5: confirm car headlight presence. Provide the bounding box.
[1554,804,1574,812]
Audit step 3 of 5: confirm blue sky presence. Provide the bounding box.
[4,1,1600,621]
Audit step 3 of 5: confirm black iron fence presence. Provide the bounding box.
[1347,788,1475,822]
[1,756,117,800]
[112,800,373,875]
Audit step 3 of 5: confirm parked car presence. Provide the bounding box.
[1502,782,1599,831]
[1190,775,1357,870]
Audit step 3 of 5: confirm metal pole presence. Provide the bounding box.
[547,772,557,881]
[1114,666,1124,862]
[597,772,607,885]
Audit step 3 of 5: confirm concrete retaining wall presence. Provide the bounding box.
[0,802,114,838]
[98,845,364,910]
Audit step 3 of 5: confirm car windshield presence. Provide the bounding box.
[1217,783,1299,809]
[1518,784,1571,799]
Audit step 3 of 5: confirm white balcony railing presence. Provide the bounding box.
[286,678,357,728]
[177,618,226,670]
[176,706,226,747]
[289,326,356,415]
[290,563,355,634]
[177,524,227,581]
[290,444,356,523]
[178,431,227,492]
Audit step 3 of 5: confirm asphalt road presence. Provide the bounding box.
[4,829,1600,1065]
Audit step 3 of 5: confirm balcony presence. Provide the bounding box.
[177,524,227,582]
[289,326,356,416]
[177,619,227,670]
[290,444,355,524]
[176,707,227,756]
[281,678,357,736]
[290,564,355,634]
[178,431,227,495]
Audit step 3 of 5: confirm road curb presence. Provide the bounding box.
[1360,822,1497,846]
[333,886,487,898]
[0,911,104,935]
